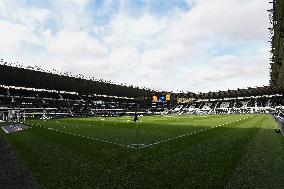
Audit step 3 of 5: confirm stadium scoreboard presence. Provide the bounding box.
[152,94,171,102]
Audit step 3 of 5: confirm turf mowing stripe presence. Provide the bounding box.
[24,114,260,150]
[225,114,284,188]
[138,115,259,149]
[273,116,283,134]
[26,123,136,149]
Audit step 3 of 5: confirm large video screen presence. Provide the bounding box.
[153,95,170,102]
[152,96,158,102]
[159,95,166,102]
[166,94,170,101]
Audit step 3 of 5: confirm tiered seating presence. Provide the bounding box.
[37,91,61,99]
[0,96,11,107]
[11,98,43,108]
[0,87,86,110]
[0,85,150,117]
[240,101,249,108]
[218,101,230,109]
[59,93,82,101]
[202,102,212,110]
[247,99,255,107]
[256,98,269,107]
[0,87,8,96]
[172,94,284,115]
[271,96,284,106]
[228,100,235,108]
[173,105,184,112]
[9,88,37,98]
[80,93,137,111]
[235,100,243,108]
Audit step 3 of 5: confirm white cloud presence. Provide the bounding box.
[0,20,28,50]
[0,0,51,28]
[0,0,271,93]
[47,30,108,60]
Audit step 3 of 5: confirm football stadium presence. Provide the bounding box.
[1,1,284,189]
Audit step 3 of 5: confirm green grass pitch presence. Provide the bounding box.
[1,114,284,188]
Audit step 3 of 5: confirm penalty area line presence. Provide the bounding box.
[138,115,258,149]
[27,123,135,149]
[24,114,259,150]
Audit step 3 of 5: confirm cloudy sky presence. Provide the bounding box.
[0,0,271,92]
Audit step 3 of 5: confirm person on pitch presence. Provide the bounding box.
[133,113,138,123]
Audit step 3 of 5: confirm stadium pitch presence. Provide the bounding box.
[1,114,284,188]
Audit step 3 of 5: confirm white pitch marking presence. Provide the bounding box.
[139,115,257,149]
[34,124,131,148]
[33,114,258,150]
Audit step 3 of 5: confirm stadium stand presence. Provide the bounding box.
[1,64,284,118]
[0,63,154,98]
[0,62,162,120]
[171,86,284,115]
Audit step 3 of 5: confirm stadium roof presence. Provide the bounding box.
[176,86,284,99]
[270,0,284,87]
[1,61,283,100]
[0,63,155,98]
